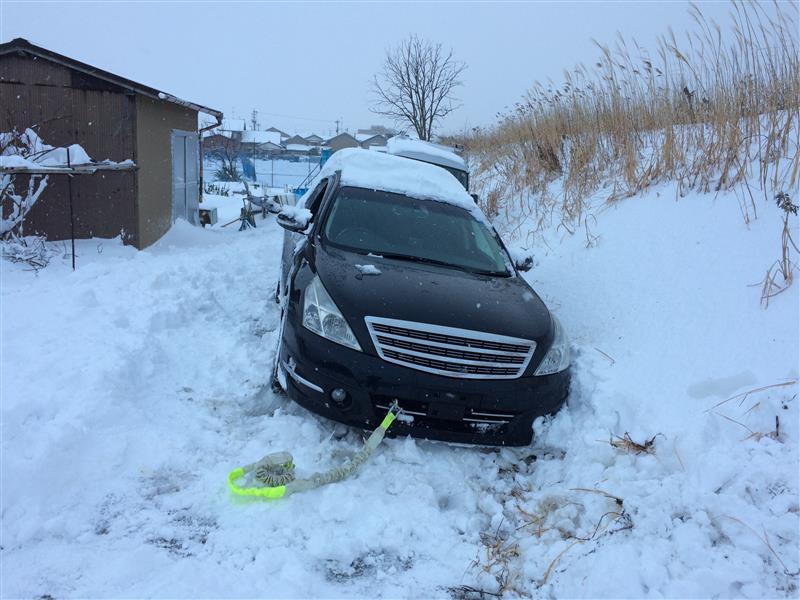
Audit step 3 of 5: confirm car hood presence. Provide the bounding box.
[314,245,553,349]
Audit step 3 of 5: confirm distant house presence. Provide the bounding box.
[265,126,288,140]
[356,127,396,139]
[240,130,283,157]
[284,135,313,154]
[354,131,375,144]
[0,37,222,249]
[359,134,388,150]
[202,130,239,156]
[302,133,323,146]
[326,132,360,153]
[259,141,284,155]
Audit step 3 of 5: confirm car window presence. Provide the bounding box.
[304,179,329,216]
[322,187,509,275]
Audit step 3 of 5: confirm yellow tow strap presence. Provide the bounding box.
[227,402,400,500]
[228,468,287,499]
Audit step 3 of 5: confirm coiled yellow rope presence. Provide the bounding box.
[228,402,400,500]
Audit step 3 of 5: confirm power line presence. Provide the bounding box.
[248,110,338,124]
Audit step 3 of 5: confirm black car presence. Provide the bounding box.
[272,149,570,446]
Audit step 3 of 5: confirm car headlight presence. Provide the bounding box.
[535,315,570,375]
[302,275,362,351]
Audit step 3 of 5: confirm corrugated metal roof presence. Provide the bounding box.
[0,38,223,120]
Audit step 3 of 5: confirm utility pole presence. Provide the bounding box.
[335,118,341,135]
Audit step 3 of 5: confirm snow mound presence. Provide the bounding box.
[1,172,797,597]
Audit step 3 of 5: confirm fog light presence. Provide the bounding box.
[331,388,347,404]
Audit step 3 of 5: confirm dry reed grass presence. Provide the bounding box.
[452,2,799,244]
[607,432,664,455]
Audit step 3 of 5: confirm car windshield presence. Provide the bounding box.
[322,187,510,276]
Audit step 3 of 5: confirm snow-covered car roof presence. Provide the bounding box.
[308,148,485,223]
[386,138,467,173]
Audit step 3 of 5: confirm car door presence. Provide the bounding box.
[278,174,338,300]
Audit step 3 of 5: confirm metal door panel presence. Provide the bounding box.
[171,131,186,222]
[171,130,200,224]
[184,132,200,225]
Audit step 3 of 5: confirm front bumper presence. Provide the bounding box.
[278,319,570,446]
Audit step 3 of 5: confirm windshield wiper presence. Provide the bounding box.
[378,252,509,277]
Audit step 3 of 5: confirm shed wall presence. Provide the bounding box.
[0,54,139,245]
[135,96,198,248]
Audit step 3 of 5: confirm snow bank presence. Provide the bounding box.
[1,173,797,597]
[501,183,799,597]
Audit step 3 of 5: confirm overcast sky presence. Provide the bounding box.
[1,1,735,137]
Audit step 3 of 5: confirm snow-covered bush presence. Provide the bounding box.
[1,127,104,247]
[1,235,56,271]
[760,192,800,307]
[1,129,51,238]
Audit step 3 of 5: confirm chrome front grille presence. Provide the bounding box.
[375,403,517,426]
[365,316,536,379]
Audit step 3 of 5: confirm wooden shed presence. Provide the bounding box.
[0,38,222,249]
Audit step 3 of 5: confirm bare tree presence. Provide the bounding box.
[1,129,49,239]
[371,36,466,141]
[206,133,241,181]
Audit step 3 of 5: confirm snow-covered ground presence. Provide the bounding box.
[2,179,798,597]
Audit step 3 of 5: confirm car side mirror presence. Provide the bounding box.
[515,255,534,272]
[508,247,536,272]
[276,206,312,233]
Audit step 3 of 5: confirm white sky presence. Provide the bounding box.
[1,1,735,137]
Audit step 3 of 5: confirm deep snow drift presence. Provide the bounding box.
[1,181,798,597]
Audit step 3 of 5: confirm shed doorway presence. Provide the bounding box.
[171,130,200,225]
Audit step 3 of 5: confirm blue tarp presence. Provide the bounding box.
[240,156,256,181]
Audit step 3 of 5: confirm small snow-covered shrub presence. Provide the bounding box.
[204,182,230,196]
[213,163,241,182]
[1,129,51,238]
[1,235,56,271]
[760,192,799,307]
